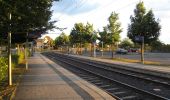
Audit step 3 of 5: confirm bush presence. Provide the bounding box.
[0,57,8,81]
[18,51,25,63]
[27,49,31,57]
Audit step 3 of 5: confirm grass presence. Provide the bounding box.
[112,58,162,65]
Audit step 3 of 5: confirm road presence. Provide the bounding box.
[82,51,170,65]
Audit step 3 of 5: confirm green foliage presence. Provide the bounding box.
[18,50,25,63]
[26,48,31,57]
[0,57,8,81]
[99,12,122,46]
[161,45,170,53]
[70,23,85,44]
[91,31,98,43]
[84,22,94,43]
[150,40,164,51]
[0,50,25,82]
[120,38,134,49]
[98,27,111,45]
[127,1,161,44]
[149,40,170,52]
[107,12,122,44]
[43,36,54,47]
[54,32,69,47]
[0,0,57,43]
[70,22,94,45]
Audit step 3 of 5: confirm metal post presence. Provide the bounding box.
[93,42,96,57]
[8,13,12,86]
[141,36,144,64]
[25,32,28,70]
[101,41,103,57]
[17,44,20,55]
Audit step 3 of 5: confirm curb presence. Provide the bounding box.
[10,70,26,100]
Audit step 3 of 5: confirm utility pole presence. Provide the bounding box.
[8,13,12,86]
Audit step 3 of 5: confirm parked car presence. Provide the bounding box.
[128,48,138,53]
[115,48,128,54]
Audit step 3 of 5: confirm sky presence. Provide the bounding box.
[44,0,170,44]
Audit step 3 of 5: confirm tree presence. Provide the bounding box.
[84,22,93,43]
[43,36,54,49]
[150,40,164,52]
[107,12,122,58]
[69,22,89,54]
[0,0,57,43]
[69,23,84,44]
[54,32,69,48]
[0,0,59,85]
[128,2,161,44]
[84,22,94,56]
[120,38,134,49]
[99,27,109,45]
[127,1,161,62]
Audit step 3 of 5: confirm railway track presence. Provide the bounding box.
[42,52,170,100]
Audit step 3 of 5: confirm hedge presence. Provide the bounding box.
[0,57,8,81]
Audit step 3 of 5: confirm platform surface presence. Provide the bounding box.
[13,53,115,100]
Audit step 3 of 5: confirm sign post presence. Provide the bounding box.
[135,36,144,64]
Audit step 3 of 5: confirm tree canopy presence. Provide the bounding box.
[69,22,94,45]
[0,0,58,43]
[107,12,122,44]
[98,27,110,45]
[54,32,69,47]
[127,1,161,44]
[119,38,134,49]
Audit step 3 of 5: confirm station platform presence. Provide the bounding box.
[66,53,170,78]
[12,53,115,100]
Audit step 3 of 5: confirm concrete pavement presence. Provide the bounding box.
[13,53,115,100]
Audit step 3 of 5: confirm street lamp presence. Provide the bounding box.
[8,13,12,85]
[25,32,28,70]
[92,32,97,57]
[101,41,103,57]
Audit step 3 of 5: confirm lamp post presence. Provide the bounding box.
[91,32,97,57]
[101,41,103,57]
[93,42,96,57]
[8,13,12,85]
[25,32,28,70]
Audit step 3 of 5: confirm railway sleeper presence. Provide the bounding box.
[121,95,137,100]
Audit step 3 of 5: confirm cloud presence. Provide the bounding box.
[52,0,100,15]
[50,0,170,44]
